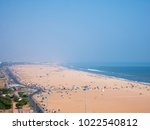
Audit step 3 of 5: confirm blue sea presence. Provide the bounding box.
[64,63,150,84]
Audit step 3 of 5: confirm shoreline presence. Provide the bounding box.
[64,66,150,86]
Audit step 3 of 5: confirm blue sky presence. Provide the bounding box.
[0,0,150,64]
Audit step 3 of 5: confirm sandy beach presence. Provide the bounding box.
[10,64,150,113]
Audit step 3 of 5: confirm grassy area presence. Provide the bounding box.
[16,92,28,109]
[0,88,10,94]
[0,88,29,111]
[16,99,28,109]
[0,88,12,110]
[0,96,12,109]
[18,92,28,98]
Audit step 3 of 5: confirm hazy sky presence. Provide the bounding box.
[0,0,150,63]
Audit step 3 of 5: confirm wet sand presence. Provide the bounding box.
[10,64,150,112]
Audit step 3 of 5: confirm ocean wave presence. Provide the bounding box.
[87,68,104,73]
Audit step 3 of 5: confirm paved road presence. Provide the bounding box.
[28,88,45,113]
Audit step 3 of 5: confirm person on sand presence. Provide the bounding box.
[102,87,105,92]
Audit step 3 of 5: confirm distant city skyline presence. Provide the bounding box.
[0,0,150,64]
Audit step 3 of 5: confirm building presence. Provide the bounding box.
[9,84,26,92]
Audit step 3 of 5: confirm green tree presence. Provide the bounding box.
[0,96,12,109]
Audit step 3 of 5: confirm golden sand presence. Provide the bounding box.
[10,64,150,113]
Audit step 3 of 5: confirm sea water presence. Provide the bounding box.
[65,63,150,84]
